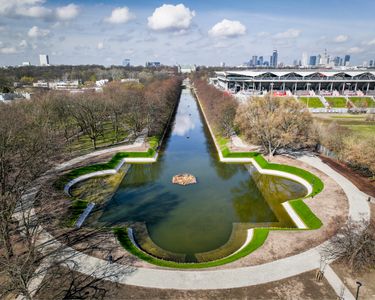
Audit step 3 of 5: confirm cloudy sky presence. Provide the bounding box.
[1,0,375,66]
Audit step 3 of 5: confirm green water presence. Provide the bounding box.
[98,88,307,255]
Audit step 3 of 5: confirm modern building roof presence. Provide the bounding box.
[216,70,375,78]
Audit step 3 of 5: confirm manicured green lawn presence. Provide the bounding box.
[289,200,322,229]
[349,97,375,108]
[68,122,128,154]
[325,97,348,108]
[113,227,269,269]
[299,97,325,108]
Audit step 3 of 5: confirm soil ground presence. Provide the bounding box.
[319,155,375,198]
[35,267,336,300]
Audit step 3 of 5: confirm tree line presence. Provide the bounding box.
[0,65,178,92]
[0,76,181,298]
[192,77,316,155]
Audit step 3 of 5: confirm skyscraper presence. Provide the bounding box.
[301,52,308,67]
[258,56,263,66]
[344,55,351,66]
[317,54,322,65]
[309,56,317,66]
[272,50,278,68]
[251,55,258,66]
[333,56,341,67]
[39,54,49,66]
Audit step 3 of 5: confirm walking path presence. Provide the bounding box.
[17,151,370,296]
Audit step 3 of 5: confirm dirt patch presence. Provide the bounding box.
[35,267,336,300]
[332,261,375,300]
[319,155,375,198]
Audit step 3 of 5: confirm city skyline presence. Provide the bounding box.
[1,0,375,66]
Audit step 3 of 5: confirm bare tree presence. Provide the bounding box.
[235,95,315,156]
[69,93,108,150]
[341,136,375,178]
[322,218,375,272]
[193,79,238,137]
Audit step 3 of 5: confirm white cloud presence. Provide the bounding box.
[367,38,375,46]
[148,4,195,31]
[56,4,79,21]
[0,1,79,20]
[274,28,301,39]
[347,46,364,54]
[105,7,135,24]
[17,5,51,18]
[0,46,17,54]
[0,0,51,18]
[208,19,246,38]
[97,42,104,50]
[334,34,349,43]
[28,26,50,38]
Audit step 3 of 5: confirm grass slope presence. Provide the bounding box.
[113,227,269,269]
[325,97,348,108]
[349,97,375,108]
[299,97,325,108]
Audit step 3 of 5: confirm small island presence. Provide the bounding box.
[172,173,197,186]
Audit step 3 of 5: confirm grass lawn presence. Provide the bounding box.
[325,97,348,108]
[314,114,375,139]
[345,124,375,138]
[289,200,322,229]
[68,122,128,154]
[113,227,269,269]
[299,97,325,108]
[349,97,375,108]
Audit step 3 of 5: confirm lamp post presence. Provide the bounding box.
[355,281,362,300]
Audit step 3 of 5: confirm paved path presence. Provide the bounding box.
[299,155,371,223]
[18,153,370,296]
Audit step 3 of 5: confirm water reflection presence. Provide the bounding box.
[173,114,195,136]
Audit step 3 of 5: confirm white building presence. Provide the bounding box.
[50,80,80,90]
[178,65,197,74]
[95,79,109,87]
[33,80,49,88]
[39,54,50,66]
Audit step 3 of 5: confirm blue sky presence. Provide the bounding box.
[1,0,375,66]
